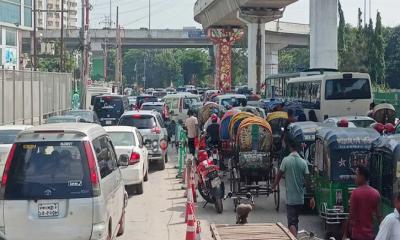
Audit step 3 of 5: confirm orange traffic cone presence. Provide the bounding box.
[185,177,196,222]
[195,220,201,240]
[185,205,196,240]
[190,167,197,203]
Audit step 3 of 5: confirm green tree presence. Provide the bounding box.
[338,0,346,68]
[153,50,182,87]
[278,48,309,73]
[366,19,377,82]
[374,12,386,85]
[122,49,146,86]
[178,49,210,86]
[37,42,77,73]
[385,26,400,88]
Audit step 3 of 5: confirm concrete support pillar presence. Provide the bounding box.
[265,44,279,77]
[247,23,266,94]
[310,0,338,69]
[208,28,244,92]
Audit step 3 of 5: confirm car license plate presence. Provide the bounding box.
[106,120,112,125]
[38,203,59,217]
[211,177,221,188]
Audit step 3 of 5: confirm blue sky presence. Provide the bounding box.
[89,0,400,29]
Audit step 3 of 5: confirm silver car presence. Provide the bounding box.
[118,110,169,170]
[0,123,128,240]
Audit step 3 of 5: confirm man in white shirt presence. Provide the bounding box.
[185,110,198,156]
[375,193,400,240]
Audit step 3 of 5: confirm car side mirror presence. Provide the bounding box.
[118,154,129,167]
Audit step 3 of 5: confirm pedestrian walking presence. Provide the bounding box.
[375,193,400,240]
[342,165,381,240]
[272,135,315,237]
[185,110,198,156]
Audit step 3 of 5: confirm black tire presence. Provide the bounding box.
[215,198,223,214]
[157,158,166,170]
[233,198,238,212]
[144,167,148,182]
[198,182,215,203]
[117,211,125,236]
[274,186,280,211]
[272,167,280,211]
[135,182,144,194]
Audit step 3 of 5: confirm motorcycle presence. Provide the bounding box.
[196,150,224,213]
[199,132,222,169]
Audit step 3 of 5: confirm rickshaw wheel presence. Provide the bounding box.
[272,167,280,211]
[233,198,238,212]
[274,187,280,211]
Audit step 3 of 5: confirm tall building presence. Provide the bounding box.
[36,0,78,29]
[0,0,33,69]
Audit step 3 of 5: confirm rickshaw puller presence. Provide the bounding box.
[272,136,315,237]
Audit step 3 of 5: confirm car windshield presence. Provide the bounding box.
[221,97,246,107]
[141,105,163,112]
[119,115,157,129]
[66,111,92,121]
[107,132,136,146]
[5,141,92,200]
[153,92,167,98]
[94,96,123,112]
[0,130,21,144]
[325,78,371,100]
[350,119,376,128]
[47,117,78,123]
[137,96,158,106]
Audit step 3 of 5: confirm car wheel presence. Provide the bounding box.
[135,182,144,194]
[144,167,149,182]
[157,156,166,170]
[117,211,125,236]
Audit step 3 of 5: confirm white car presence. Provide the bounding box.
[0,125,33,173]
[104,126,149,194]
[323,116,376,128]
[0,123,128,240]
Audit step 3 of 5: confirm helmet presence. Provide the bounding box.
[373,123,385,134]
[211,114,218,123]
[198,150,208,162]
[337,118,349,128]
[384,123,395,134]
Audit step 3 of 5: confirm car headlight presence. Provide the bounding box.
[152,140,158,148]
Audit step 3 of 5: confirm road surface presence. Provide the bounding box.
[118,150,324,240]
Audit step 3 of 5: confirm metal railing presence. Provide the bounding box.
[0,66,73,125]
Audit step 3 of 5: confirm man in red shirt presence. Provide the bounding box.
[343,165,381,240]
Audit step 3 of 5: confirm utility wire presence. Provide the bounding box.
[124,0,173,27]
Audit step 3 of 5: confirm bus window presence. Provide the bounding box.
[325,78,371,100]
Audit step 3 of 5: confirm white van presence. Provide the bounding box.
[163,93,200,123]
[0,123,128,240]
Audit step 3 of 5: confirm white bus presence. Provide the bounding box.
[286,72,373,122]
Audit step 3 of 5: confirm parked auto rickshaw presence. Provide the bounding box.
[314,127,379,237]
[373,103,396,124]
[370,134,400,217]
[287,121,322,207]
